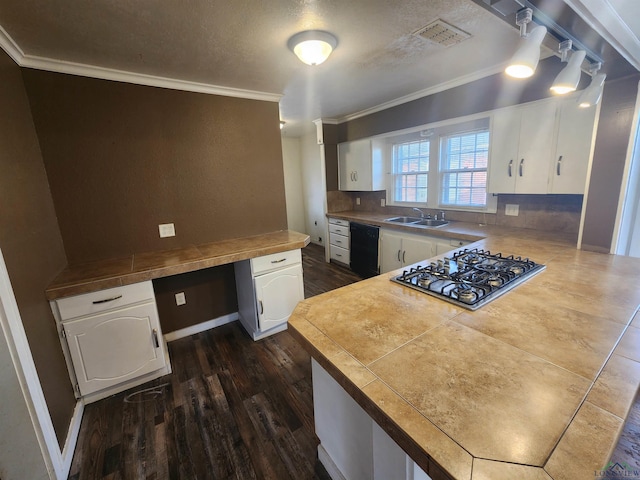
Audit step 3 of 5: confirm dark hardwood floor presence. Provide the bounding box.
[67,243,362,480]
[67,243,640,478]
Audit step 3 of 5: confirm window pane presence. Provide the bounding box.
[392,139,429,204]
[441,130,489,207]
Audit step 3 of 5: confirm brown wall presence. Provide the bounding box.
[152,265,237,333]
[22,70,288,264]
[337,56,582,143]
[0,51,74,446]
[581,75,639,252]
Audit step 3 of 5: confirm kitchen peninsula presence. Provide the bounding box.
[289,215,640,480]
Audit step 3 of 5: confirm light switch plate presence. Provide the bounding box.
[159,223,175,238]
[175,292,186,306]
[505,204,519,216]
[356,197,361,205]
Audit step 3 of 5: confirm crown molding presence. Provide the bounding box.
[0,26,281,103]
[338,63,506,123]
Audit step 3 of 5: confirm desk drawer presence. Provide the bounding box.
[251,249,302,275]
[330,245,350,265]
[56,281,155,321]
[329,233,349,249]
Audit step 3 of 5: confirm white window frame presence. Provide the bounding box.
[390,139,430,206]
[439,129,490,208]
[384,113,497,213]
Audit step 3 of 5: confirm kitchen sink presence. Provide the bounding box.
[384,216,422,224]
[415,219,449,227]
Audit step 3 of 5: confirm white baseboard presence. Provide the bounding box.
[58,400,84,478]
[318,444,347,480]
[164,312,239,342]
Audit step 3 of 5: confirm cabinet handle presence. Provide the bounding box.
[259,300,264,315]
[152,329,159,348]
[354,171,358,181]
[402,251,406,263]
[92,294,123,304]
[508,159,513,177]
[336,253,342,257]
[270,258,287,264]
[556,155,563,176]
[397,250,401,261]
[335,240,342,244]
[519,158,524,177]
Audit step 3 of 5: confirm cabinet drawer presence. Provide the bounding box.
[328,218,350,227]
[329,233,349,249]
[329,224,349,236]
[251,249,302,275]
[330,245,350,265]
[56,281,155,321]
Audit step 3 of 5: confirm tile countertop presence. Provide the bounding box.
[289,212,640,480]
[46,230,310,300]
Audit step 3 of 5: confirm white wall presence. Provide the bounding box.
[281,136,307,234]
[300,131,327,246]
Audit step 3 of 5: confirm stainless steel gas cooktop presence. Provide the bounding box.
[391,248,545,310]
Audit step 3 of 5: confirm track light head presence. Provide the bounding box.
[505,25,547,79]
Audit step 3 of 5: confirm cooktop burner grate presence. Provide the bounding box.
[390,248,545,310]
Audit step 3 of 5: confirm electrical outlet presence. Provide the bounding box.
[505,204,520,216]
[356,197,361,205]
[159,223,176,238]
[380,198,386,207]
[175,292,186,306]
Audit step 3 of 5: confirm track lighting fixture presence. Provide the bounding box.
[505,8,547,79]
[550,41,586,95]
[578,63,606,108]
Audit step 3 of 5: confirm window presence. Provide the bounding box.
[392,139,429,203]
[440,130,489,207]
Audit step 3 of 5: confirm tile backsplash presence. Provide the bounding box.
[327,190,582,234]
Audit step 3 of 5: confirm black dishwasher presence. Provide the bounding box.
[350,222,380,278]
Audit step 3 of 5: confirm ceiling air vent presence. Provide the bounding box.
[414,19,471,47]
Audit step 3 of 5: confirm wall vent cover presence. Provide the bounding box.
[414,19,471,47]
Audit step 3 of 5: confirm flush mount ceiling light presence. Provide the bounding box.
[287,30,338,66]
[578,62,606,108]
[550,40,586,94]
[505,8,547,79]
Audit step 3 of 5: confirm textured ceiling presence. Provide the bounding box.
[0,0,637,135]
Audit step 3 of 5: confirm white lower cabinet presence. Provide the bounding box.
[312,360,432,480]
[381,229,470,273]
[235,249,304,340]
[52,281,170,402]
[381,231,434,273]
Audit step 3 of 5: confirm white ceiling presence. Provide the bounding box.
[0,0,638,136]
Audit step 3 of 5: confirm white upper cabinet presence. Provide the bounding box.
[549,97,598,194]
[489,100,558,194]
[489,96,598,195]
[338,138,385,191]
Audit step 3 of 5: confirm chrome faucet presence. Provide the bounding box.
[412,208,430,219]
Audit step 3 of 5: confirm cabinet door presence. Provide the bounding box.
[254,264,304,332]
[380,232,403,273]
[488,108,520,194]
[550,98,597,194]
[515,101,557,194]
[338,139,373,191]
[401,236,434,267]
[63,302,167,396]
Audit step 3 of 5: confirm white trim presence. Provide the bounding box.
[317,444,347,480]
[163,312,239,342]
[612,80,640,254]
[0,27,281,103]
[338,64,504,123]
[562,0,640,72]
[59,401,84,478]
[0,247,64,479]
